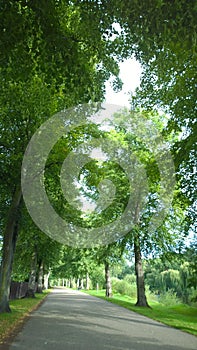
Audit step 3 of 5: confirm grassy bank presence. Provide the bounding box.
[0,290,50,344]
[83,289,197,336]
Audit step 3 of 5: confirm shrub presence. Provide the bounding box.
[159,290,181,306]
[124,274,136,284]
[111,277,136,298]
[189,288,197,306]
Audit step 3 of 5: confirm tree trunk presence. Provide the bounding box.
[105,262,112,297]
[134,235,150,307]
[0,186,22,313]
[86,272,90,290]
[43,271,50,290]
[69,278,73,288]
[25,251,37,298]
[37,261,43,293]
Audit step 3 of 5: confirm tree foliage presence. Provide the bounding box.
[0,0,196,312]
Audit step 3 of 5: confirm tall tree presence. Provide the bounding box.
[0,0,126,312]
[114,0,196,232]
[111,109,181,306]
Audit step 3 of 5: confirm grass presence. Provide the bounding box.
[0,290,50,344]
[83,289,197,336]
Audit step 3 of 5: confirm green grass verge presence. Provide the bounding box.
[0,290,50,344]
[83,289,197,336]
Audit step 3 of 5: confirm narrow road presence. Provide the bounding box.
[8,288,197,350]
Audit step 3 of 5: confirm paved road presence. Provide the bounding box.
[8,288,197,350]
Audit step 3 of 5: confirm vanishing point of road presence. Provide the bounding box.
[6,288,197,350]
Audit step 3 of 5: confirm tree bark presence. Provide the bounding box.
[68,279,71,288]
[0,186,22,313]
[134,235,150,307]
[37,261,43,293]
[86,272,90,290]
[105,262,112,297]
[43,271,50,290]
[69,278,72,288]
[25,250,37,298]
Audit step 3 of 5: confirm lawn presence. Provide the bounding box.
[83,289,197,336]
[0,291,50,344]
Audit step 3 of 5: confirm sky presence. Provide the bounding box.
[105,58,142,107]
[78,58,142,212]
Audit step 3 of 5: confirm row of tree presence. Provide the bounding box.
[10,234,197,305]
[1,0,196,312]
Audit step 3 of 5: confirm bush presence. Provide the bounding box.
[189,288,197,306]
[111,277,136,298]
[159,290,181,306]
[124,274,136,284]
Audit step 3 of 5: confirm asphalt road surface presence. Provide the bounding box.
[8,288,197,350]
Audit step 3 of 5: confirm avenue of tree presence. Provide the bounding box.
[0,0,196,312]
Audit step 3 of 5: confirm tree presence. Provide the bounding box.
[1,0,195,312]
[11,208,63,296]
[0,0,127,312]
[114,0,196,232]
[59,107,179,305]
[184,238,197,294]
[0,186,22,312]
[143,241,197,304]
